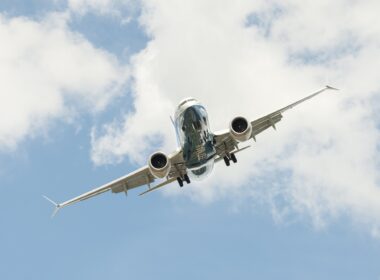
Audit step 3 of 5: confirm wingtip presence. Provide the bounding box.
[51,206,61,218]
[43,195,58,206]
[43,195,61,218]
[326,85,340,91]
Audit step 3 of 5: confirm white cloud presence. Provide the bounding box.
[67,0,136,16]
[0,12,128,150]
[91,0,380,236]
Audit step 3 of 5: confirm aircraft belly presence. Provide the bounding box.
[195,145,206,161]
[186,140,215,168]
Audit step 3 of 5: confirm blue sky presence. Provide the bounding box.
[1,1,380,279]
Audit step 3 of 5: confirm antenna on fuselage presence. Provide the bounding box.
[170,115,181,146]
[170,116,175,127]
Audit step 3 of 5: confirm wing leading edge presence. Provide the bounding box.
[213,85,339,158]
[44,150,185,217]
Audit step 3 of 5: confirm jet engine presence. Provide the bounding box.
[148,152,171,178]
[230,116,252,142]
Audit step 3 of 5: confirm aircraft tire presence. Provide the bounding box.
[224,156,230,166]
[184,174,191,184]
[231,153,237,163]
[177,177,184,187]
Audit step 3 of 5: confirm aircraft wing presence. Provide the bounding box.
[44,149,185,216]
[213,86,339,158]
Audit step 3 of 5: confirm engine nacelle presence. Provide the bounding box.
[229,116,252,142]
[148,152,171,179]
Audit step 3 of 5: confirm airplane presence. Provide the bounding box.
[44,85,338,216]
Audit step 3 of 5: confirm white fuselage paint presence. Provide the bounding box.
[174,98,216,180]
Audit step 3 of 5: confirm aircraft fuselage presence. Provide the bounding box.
[174,98,216,180]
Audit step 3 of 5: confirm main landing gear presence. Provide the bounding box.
[223,153,237,167]
[230,153,237,163]
[177,174,191,187]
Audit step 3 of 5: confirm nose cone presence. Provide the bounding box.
[177,97,198,109]
[188,160,214,180]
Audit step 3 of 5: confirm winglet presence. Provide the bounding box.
[43,195,61,218]
[326,85,340,91]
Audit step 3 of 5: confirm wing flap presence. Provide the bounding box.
[214,145,251,163]
[251,114,283,137]
[111,173,155,193]
[139,177,178,196]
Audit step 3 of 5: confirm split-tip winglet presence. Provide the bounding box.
[326,85,340,91]
[43,195,61,218]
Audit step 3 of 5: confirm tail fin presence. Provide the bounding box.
[43,195,61,218]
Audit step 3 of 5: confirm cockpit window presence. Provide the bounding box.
[175,104,209,146]
[193,120,202,130]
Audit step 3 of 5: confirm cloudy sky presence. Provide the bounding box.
[1,0,380,279]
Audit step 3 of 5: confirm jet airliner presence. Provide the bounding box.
[44,86,338,216]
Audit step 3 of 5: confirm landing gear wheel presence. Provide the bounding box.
[230,153,237,163]
[223,156,230,166]
[177,177,184,187]
[184,174,191,184]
